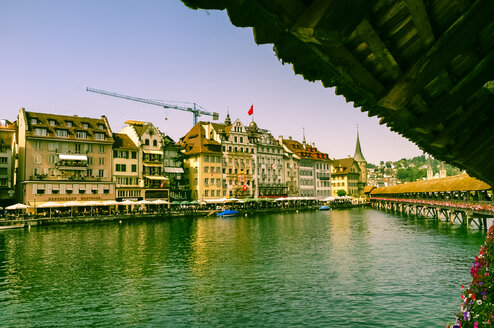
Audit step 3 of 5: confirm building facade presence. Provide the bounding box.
[120,120,169,201]
[247,121,286,198]
[16,108,116,206]
[281,136,332,198]
[163,136,190,201]
[178,122,223,201]
[112,133,140,201]
[331,157,362,197]
[0,119,15,207]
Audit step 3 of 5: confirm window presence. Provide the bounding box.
[131,164,137,172]
[86,144,93,153]
[99,145,105,153]
[131,151,137,159]
[99,157,105,165]
[98,169,104,178]
[75,144,82,154]
[95,133,105,140]
[66,121,73,127]
[48,155,56,164]
[31,118,38,125]
[204,178,209,185]
[76,131,87,139]
[87,156,93,164]
[86,169,93,176]
[0,157,7,163]
[49,120,56,126]
[34,128,47,136]
[153,140,157,146]
[116,164,127,172]
[98,124,105,130]
[56,129,68,137]
[145,139,149,146]
[82,123,89,129]
[205,190,209,197]
[34,154,42,164]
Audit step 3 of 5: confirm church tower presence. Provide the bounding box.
[427,158,434,180]
[439,162,447,178]
[353,127,367,185]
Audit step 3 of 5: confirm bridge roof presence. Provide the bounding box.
[370,173,491,195]
[181,0,494,187]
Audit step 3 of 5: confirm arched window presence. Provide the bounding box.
[153,140,157,147]
[145,139,150,146]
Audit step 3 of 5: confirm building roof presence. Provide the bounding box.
[23,110,113,143]
[181,0,494,189]
[113,133,137,149]
[353,131,365,162]
[370,173,491,195]
[332,157,360,175]
[178,122,222,156]
[282,138,330,161]
[363,185,376,194]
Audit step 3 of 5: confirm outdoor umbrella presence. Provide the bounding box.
[63,200,84,217]
[82,200,102,216]
[37,201,62,218]
[118,200,136,213]
[6,203,31,210]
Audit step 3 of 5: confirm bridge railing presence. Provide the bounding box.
[370,196,494,215]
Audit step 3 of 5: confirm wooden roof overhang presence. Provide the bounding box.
[181,0,494,186]
[370,173,491,195]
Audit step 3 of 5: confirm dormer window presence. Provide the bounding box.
[82,123,89,129]
[34,128,47,136]
[66,121,73,127]
[95,132,105,140]
[98,124,105,130]
[56,129,68,137]
[76,131,87,139]
[31,118,38,125]
[145,139,150,146]
[49,120,56,126]
[153,140,157,146]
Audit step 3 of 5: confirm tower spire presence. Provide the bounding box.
[302,127,306,146]
[353,126,366,162]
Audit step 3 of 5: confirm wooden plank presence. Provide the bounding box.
[354,19,402,80]
[377,0,494,110]
[404,0,435,47]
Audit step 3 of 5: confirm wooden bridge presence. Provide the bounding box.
[181,0,494,187]
[369,173,493,230]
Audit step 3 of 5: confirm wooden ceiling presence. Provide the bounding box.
[181,0,494,186]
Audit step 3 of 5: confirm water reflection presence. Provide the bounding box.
[0,209,486,327]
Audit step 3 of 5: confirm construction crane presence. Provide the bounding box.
[86,87,219,126]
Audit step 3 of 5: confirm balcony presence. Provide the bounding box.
[56,154,88,171]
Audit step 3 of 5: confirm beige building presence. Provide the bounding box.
[112,133,140,201]
[16,108,116,206]
[120,121,169,200]
[331,157,362,197]
[0,119,16,208]
[178,122,223,201]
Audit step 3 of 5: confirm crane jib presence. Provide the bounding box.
[86,87,219,126]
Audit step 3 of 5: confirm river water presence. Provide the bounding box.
[0,208,486,327]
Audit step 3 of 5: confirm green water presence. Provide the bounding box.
[0,208,486,327]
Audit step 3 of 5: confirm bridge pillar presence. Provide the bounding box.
[466,212,472,229]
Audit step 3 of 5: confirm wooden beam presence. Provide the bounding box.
[404,0,435,47]
[377,0,494,110]
[354,19,402,81]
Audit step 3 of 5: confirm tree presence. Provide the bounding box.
[337,189,346,197]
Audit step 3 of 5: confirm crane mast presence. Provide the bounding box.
[86,87,219,126]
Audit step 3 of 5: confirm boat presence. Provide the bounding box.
[217,209,238,217]
[0,224,26,230]
[319,205,330,211]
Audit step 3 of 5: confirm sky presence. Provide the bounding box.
[0,0,424,164]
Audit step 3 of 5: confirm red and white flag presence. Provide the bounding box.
[248,105,253,116]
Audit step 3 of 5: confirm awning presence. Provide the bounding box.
[142,149,163,155]
[59,154,88,161]
[164,167,184,173]
[143,163,162,167]
[144,175,168,180]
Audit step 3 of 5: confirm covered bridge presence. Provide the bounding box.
[181,0,494,187]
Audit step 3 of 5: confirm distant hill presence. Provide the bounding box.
[369,155,461,183]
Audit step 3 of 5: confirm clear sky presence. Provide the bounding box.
[0,0,424,164]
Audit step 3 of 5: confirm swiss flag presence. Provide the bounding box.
[248,105,253,116]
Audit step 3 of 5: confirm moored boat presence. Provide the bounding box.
[0,224,25,230]
[319,205,330,211]
[217,209,238,217]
